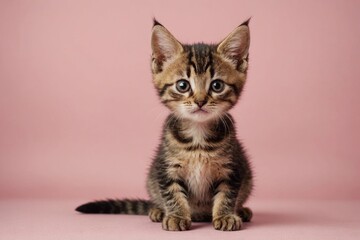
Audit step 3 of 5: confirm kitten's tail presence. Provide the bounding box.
[75,199,152,215]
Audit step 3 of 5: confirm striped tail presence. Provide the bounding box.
[75,199,152,215]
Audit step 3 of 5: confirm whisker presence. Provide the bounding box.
[219,115,229,136]
[224,113,235,127]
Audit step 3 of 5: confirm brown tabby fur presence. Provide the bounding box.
[76,19,253,231]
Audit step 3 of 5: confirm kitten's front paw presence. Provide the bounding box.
[162,215,191,231]
[213,214,242,231]
[149,208,164,222]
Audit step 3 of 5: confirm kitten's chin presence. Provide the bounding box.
[180,110,220,123]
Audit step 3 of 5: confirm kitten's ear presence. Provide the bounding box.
[151,19,183,73]
[217,19,250,72]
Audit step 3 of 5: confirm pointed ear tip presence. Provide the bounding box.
[240,18,251,27]
[153,18,163,28]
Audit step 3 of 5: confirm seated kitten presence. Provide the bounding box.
[76,19,253,231]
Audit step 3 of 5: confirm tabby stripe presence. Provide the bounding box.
[205,130,227,143]
[175,179,189,194]
[188,88,194,97]
[223,99,235,105]
[211,180,225,196]
[189,61,197,73]
[161,99,177,104]
[159,83,173,96]
[186,65,191,78]
[187,48,195,74]
[125,201,133,214]
[75,199,151,215]
[171,128,193,143]
[168,90,183,99]
[108,199,120,213]
[185,144,218,151]
[228,84,239,96]
[212,180,238,204]
[168,119,193,143]
[218,89,233,100]
[160,179,189,199]
[226,188,240,200]
[205,53,214,78]
[236,60,242,71]
[159,178,188,191]
[188,46,198,73]
[158,175,173,189]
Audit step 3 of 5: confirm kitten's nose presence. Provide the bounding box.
[195,100,207,108]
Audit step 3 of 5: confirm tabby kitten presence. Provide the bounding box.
[76,19,253,231]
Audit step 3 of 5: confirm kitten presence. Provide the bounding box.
[76,19,253,231]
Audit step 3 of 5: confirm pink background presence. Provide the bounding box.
[1,0,360,202]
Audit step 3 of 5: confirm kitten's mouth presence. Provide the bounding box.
[192,109,208,114]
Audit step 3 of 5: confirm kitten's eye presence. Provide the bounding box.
[211,80,225,93]
[176,79,191,93]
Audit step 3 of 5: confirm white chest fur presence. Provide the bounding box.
[178,122,223,200]
[186,155,213,200]
[183,122,209,146]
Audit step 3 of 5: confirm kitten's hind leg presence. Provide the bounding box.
[236,206,253,222]
[149,207,164,222]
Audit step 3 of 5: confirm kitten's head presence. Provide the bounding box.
[151,19,250,123]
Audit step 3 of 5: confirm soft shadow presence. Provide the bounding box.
[150,211,310,230]
[191,222,211,230]
[251,211,308,227]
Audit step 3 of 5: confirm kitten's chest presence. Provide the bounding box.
[180,152,226,200]
[168,122,231,199]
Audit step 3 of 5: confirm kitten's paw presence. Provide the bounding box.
[149,208,164,222]
[237,207,253,222]
[213,214,242,231]
[162,215,191,231]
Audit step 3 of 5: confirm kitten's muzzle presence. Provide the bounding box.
[194,99,207,108]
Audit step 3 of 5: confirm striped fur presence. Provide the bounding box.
[76,199,151,215]
[76,19,253,232]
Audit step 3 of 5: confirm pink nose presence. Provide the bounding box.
[195,100,207,108]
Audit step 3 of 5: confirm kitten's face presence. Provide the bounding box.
[151,20,250,123]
